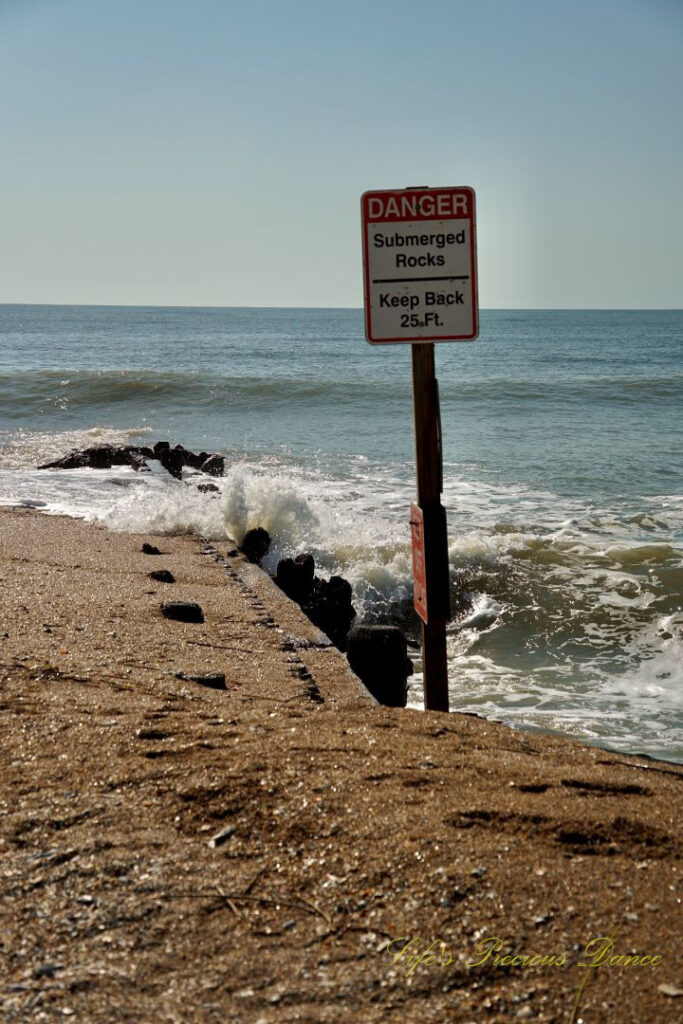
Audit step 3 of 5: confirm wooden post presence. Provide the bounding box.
[411,343,451,712]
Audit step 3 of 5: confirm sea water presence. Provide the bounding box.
[1,305,681,762]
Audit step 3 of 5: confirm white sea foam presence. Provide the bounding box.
[219,463,321,551]
[454,595,504,633]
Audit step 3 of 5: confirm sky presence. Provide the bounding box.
[1,0,681,308]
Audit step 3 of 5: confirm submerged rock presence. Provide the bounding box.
[38,441,226,481]
[302,575,356,652]
[200,454,225,477]
[273,551,357,651]
[184,450,209,470]
[38,444,153,471]
[155,443,223,480]
[130,453,151,472]
[241,527,271,565]
[345,624,411,707]
[157,446,183,480]
[274,553,315,604]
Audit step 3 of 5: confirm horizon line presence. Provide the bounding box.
[1,302,682,313]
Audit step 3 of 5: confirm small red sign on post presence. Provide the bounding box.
[410,503,428,623]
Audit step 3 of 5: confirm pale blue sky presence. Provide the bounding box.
[1,0,681,307]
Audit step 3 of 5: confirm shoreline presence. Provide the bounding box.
[1,507,681,1022]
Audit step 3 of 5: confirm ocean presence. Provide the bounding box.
[1,304,681,762]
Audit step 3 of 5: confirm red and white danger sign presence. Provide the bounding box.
[361,186,478,344]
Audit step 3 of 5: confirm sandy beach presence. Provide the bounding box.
[0,506,681,1023]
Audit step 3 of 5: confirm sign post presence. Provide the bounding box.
[361,186,478,712]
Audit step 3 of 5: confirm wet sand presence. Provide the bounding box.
[0,506,681,1023]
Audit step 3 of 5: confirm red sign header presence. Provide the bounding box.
[362,188,472,223]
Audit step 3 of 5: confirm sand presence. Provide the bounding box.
[0,506,681,1023]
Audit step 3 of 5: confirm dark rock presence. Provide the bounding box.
[197,483,219,494]
[183,449,209,470]
[176,670,226,690]
[172,444,199,468]
[39,443,154,471]
[149,569,175,583]
[116,445,154,464]
[129,453,150,472]
[38,445,116,470]
[241,527,271,565]
[200,454,225,477]
[136,728,169,740]
[38,453,82,470]
[142,543,161,555]
[152,443,228,478]
[345,624,412,707]
[303,575,356,651]
[161,601,204,623]
[38,442,222,482]
[153,443,221,478]
[84,445,116,468]
[191,672,226,690]
[274,553,315,605]
[157,446,183,480]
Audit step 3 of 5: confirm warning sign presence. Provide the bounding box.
[361,186,478,344]
[410,503,428,624]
